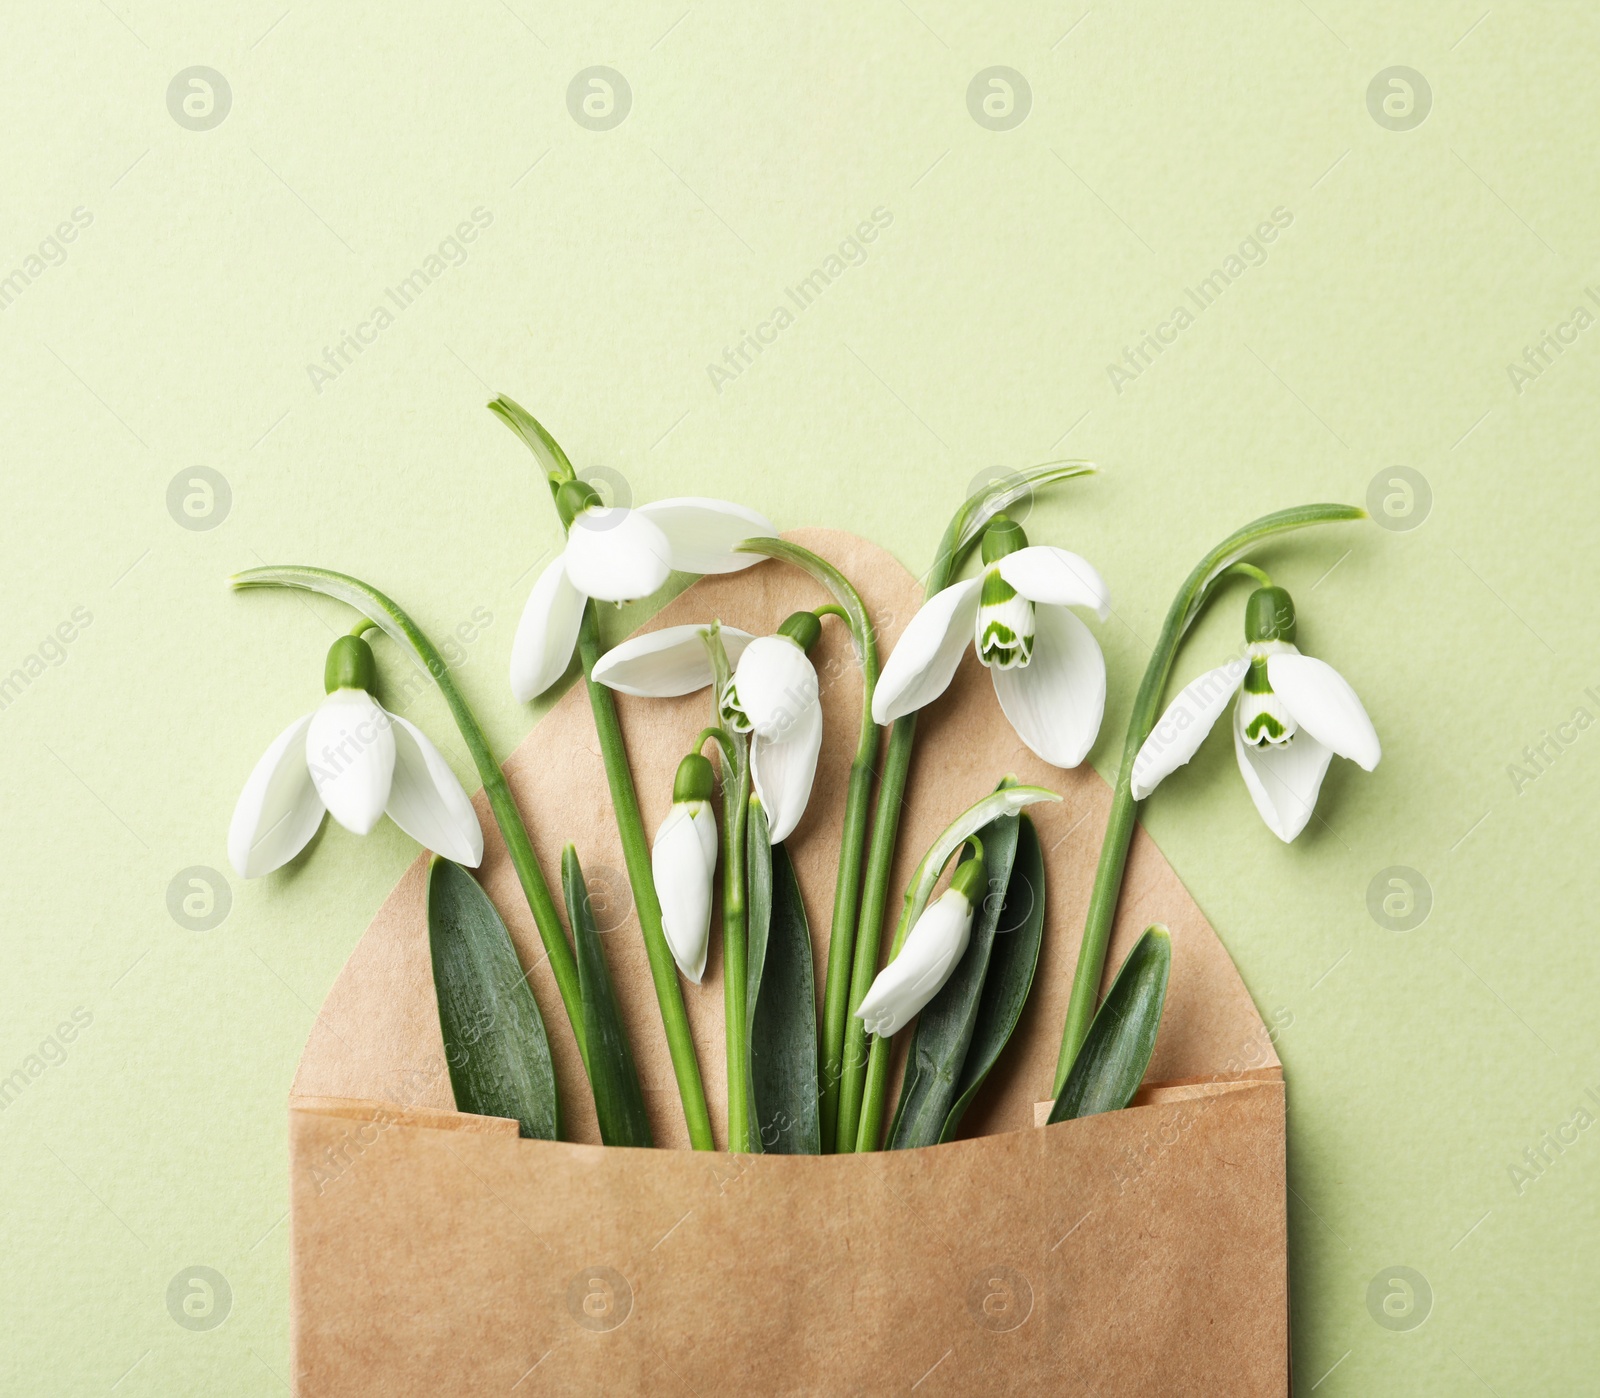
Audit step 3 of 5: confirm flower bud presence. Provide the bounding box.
[652,763,720,984]
[855,843,986,1038]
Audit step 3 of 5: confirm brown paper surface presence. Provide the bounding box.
[288,529,1287,1395]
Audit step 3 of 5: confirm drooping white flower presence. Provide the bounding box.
[856,848,987,1037]
[872,513,1110,768]
[229,634,484,877]
[651,754,720,983]
[593,613,824,843]
[511,480,773,702]
[1130,585,1380,842]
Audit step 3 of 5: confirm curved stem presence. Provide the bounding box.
[1052,503,1367,1092]
[830,462,1098,1153]
[695,726,735,762]
[1226,561,1273,589]
[578,604,715,1150]
[228,565,588,1068]
[735,537,881,1154]
[487,398,715,1148]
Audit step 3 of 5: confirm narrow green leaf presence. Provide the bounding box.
[747,802,821,1154]
[562,846,653,1148]
[937,814,1047,1143]
[427,857,559,1140]
[887,810,1022,1150]
[1049,926,1171,1124]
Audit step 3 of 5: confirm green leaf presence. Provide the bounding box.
[562,845,653,1148]
[938,814,1047,1143]
[1049,925,1171,1124]
[887,810,1023,1150]
[427,857,559,1140]
[747,801,821,1154]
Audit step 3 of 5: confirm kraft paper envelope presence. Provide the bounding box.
[288,530,1287,1395]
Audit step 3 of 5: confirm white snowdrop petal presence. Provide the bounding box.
[989,605,1107,768]
[871,578,983,725]
[591,624,756,697]
[563,507,673,602]
[510,554,585,703]
[653,803,716,983]
[854,890,974,1038]
[733,636,819,738]
[1232,706,1333,843]
[997,546,1112,621]
[750,697,823,844]
[227,713,325,878]
[1129,659,1249,799]
[385,714,485,867]
[636,497,776,575]
[306,689,396,835]
[1267,652,1381,772]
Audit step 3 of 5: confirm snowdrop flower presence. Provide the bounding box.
[856,844,987,1037]
[652,754,720,983]
[872,514,1110,768]
[228,633,484,877]
[511,480,773,702]
[1130,586,1380,842]
[593,612,825,843]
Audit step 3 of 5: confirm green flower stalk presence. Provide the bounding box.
[734,538,880,1153]
[703,624,757,1151]
[1053,503,1369,1093]
[833,462,1096,1153]
[491,395,723,1151]
[227,565,588,1071]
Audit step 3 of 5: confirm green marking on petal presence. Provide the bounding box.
[1244,711,1288,743]
[719,681,752,733]
[980,568,1019,607]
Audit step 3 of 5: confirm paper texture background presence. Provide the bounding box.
[288,530,1286,1393]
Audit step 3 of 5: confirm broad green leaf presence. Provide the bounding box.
[427,857,558,1140]
[747,802,821,1154]
[887,810,1022,1150]
[938,814,1047,1143]
[1048,925,1171,1123]
[563,845,652,1148]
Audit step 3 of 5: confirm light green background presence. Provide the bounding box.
[3,1,1595,1391]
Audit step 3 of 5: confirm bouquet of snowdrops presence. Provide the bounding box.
[228,397,1378,1152]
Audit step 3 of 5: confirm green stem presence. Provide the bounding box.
[736,537,881,1154]
[1052,503,1367,1093]
[577,604,715,1150]
[228,566,588,1069]
[1226,561,1274,589]
[704,624,755,1151]
[722,752,754,1152]
[835,719,913,1152]
[853,888,917,1153]
[820,755,874,1151]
